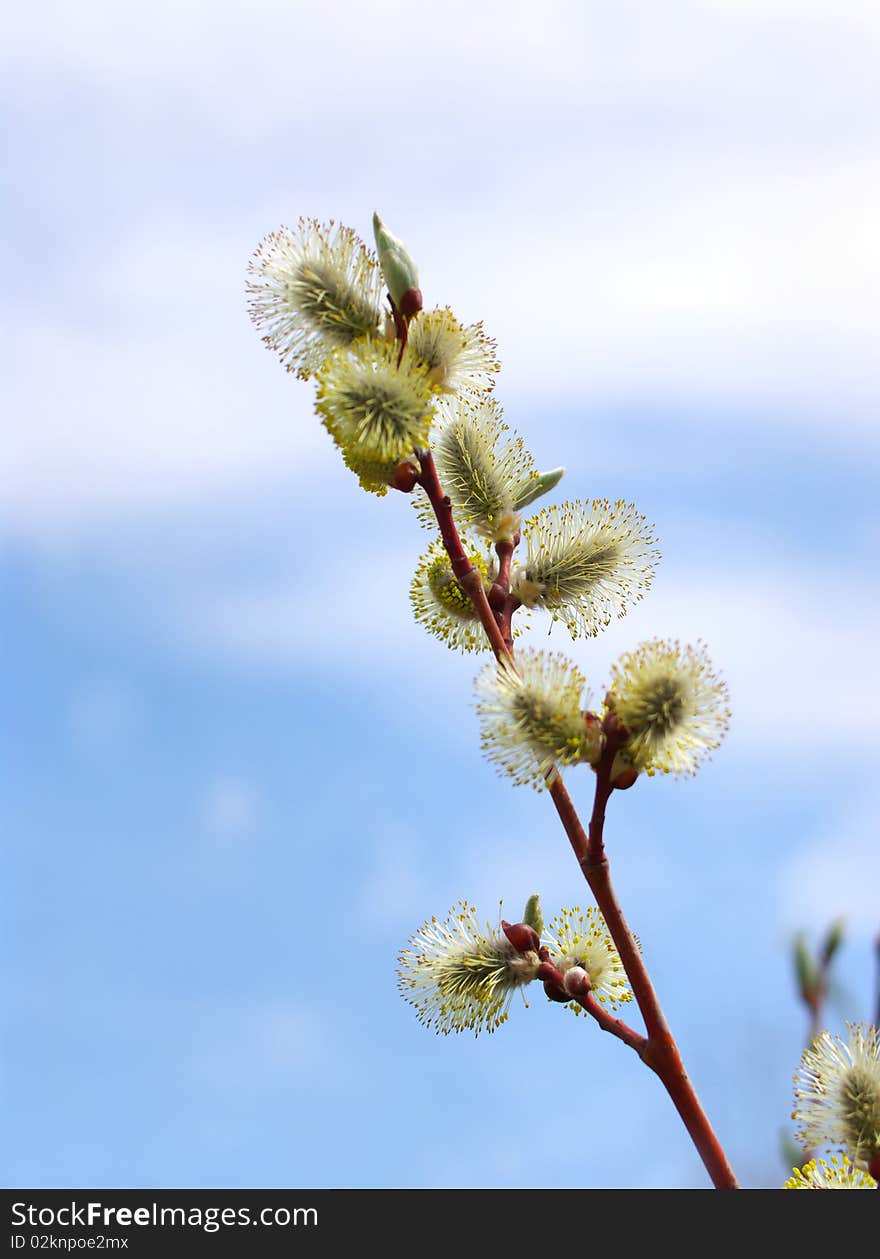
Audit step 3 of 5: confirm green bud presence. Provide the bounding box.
[513,467,566,511]
[793,933,818,1003]
[372,211,421,313]
[522,893,544,938]
[820,917,845,968]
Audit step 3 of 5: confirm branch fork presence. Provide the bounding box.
[416,445,740,1190]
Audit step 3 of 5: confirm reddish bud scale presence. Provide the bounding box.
[603,710,629,741]
[563,966,592,998]
[398,287,423,319]
[611,765,639,790]
[543,980,570,1004]
[391,462,420,493]
[387,295,409,358]
[501,920,540,954]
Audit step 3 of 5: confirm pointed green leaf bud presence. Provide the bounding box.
[820,918,845,968]
[523,893,544,939]
[513,467,566,512]
[373,211,422,316]
[793,932,818,1003]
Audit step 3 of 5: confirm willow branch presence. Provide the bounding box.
[416,450,512,662]
[537,957,649,1059]
[418,454,739,1190]
[550,770,738,1187]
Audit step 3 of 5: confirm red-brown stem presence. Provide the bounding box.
[420,452,739,1189]
[549,767,738,1188]
[489,539,515,605]
[586,742,616,865]
[417,451,512,662]
[537,959,649,1059]
[494,595,519,654]
[488,540,519,653]
[388,293,409,365]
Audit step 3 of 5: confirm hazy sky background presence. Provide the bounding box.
[3,1,879,1188]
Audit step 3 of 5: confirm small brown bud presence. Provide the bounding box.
[391,461,420,493]
[603,709,628,740]
[611,766,638,790]
[610,750,638,790]
[398,287,423,320]
[563,966,592,998]
[582,711,605,766]
[502,920,540,954]
[543,979,570,1003]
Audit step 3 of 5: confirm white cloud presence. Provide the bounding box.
[565,568,880,754]
[0,256,327,539]
[1,2,878,538]
[175,545,420,670]
[462,156,880,424]
[6,166,878,541]
[164,552,880,759]
[6,2,879,139]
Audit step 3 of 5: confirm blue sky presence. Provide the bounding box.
[3,1,879,1189]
